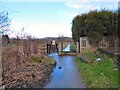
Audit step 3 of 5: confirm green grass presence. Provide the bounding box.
[30,56,56,65]
[41,57,56,65]
[30,56,41,62]
[70,43,76,52]
[76,50,119,88]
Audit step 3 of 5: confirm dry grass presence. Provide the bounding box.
[2,39,54,88]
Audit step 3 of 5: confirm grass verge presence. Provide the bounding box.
[75,50,119,88]
[70,43,76,52]
[30,56,56,65]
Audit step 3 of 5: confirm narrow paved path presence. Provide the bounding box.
[45,45,85,88]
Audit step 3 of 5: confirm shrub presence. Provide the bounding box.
[41,57,56,65]
[30,56,41,62]
[70,43,76,52]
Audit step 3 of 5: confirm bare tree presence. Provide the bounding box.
[0,10,11,35]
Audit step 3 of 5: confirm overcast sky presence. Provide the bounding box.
[0,0,119,38]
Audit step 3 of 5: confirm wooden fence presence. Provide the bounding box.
[79,37,90,53]
[38,43,47,55]
[99,37,109,48]
[78,36,119,53]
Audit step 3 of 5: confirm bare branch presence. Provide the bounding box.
[0,10,11,35]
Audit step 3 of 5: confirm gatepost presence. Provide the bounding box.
[51,40,56,51]
[79,37,82,53]
[47,43,51,54]
[58,42,62,52]
[76,42,79,53]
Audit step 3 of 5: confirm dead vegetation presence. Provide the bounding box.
[2,38,56,88]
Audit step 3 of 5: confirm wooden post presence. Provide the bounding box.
[86,37,89,48]
[47,43,49,54]
[58,42,62,52]
[76,42,79,53]
[16,36,20,67]
[49,44,51,54]
[0,35,2,87]
[47,44,51,54]
[56,43,58,52]
[61,43,63,51]
[79,37,82,53]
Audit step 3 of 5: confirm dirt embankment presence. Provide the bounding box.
[3,61,56,88]
[2,45,56,88]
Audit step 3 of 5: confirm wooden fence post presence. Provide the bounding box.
[58,42,62,52]
[76,42,79,53]
[79,37,82,53]
[47,43,51,54]
[61,42,63,50]
[0,35,2,87]
[56,43,58,52]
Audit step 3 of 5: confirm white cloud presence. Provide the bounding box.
[65,2,101,10]
[10,21,24,31]
[65,2,117,15]
[10,21,72,38]
[25,23,72,38]
[64,3,101,16]
[9,21,27,37]
[65,2,83,9]
[65,0,119,10]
